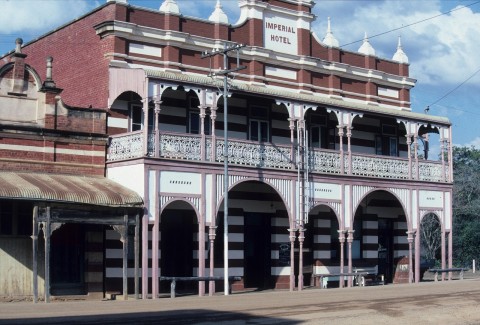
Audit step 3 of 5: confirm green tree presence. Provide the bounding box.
[421,213,441,261]
[452,146,480,267]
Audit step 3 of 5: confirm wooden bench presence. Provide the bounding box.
[312,272,368,289]
[428,268,468,281]
[159,276,241,298]
[353,266,384,286]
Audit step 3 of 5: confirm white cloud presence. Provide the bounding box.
[311,1,480,87]
[179,0,240,23]
[0,0,94,34]
[461,137,480,148]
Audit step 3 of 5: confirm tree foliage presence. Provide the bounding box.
[421,213,441,261]
[452,146,480,267]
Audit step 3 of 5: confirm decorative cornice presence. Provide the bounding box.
[95,20,416,90]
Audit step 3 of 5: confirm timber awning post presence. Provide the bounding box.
[32,205,38,303]
[123,212,129,301]
[44,206,51,303]
[134,213,140,299]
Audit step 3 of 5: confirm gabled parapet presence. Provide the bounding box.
[0,40,106,135]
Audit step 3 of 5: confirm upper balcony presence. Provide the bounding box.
[107,130,450,183]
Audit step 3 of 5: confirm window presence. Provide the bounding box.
[0,200,32,236]
[352,218,362,259]
[130,105,153,132]
[187,97,210,135]
[130,105,143,131]
[389,137,398,156]
[249,105,269,142]
[376,124,398,156]
[308,114,334,149]
[250,119,269,142]
[188,111,210,135]
[330,225,339,260]
[0,200,13,235]
[310,125,328,149]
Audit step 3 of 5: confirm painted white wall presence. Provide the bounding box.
[107,164,145,198]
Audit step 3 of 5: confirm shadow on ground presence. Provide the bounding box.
[0,309,301,325]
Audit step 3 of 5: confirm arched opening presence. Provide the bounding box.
[160,200,197,293]
[214,180,289,291]
[109,91,146,134]
[215,94,291,144]
[159,87,204,134]
[354,190,409,284]
[351,114,408,157]
[420,213,442,273]
[418,124,441,161]
[304,204,339,287]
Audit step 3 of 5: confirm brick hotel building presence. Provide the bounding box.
[0,0,453,300]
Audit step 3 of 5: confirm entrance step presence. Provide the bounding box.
[105,291,121,300]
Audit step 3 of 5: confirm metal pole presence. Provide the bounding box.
[223,46,229,296]
[201,43,245,296]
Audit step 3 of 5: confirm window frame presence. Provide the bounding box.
[248,105,270,142]
[129,104,143,132]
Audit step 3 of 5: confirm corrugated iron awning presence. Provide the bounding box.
[0,172,143,208]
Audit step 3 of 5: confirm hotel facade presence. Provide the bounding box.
[0,0,453,299]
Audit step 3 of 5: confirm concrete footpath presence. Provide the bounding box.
[1,279,480,324]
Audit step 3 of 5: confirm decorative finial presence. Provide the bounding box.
[15,38,23,53]
[322,17,339,48]
[392,36,409,63]
[42,56,57,89]
[46,56,53,81]
[209,0,229,24]
[358,32,376,56]
[159,0,180,14]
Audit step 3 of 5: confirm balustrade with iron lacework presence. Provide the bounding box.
[107,131,449,183]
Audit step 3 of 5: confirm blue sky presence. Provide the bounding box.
[1,0,479,151]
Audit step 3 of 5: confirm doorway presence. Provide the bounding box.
[160,207,195,292]
[378,218,394,283]
[244,213,271,289]
[50,223,85,295]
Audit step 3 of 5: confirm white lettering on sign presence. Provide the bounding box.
[264,12,298,55]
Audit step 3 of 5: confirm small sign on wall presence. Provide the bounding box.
[419,190,444,208]
[311,182,341,200]
[279,243,291,266]
[160,171,201,195]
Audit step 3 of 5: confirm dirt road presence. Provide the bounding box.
[1,279,480,324]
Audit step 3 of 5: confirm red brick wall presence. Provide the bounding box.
[11,2,409,111]
[0,160,105,176]
[44,110,106,134]
[128,7,165,29]
[21,4,117,110]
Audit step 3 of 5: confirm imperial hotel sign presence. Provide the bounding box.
[264,12,298,55]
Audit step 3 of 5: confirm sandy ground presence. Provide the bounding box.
[1,277,480,324]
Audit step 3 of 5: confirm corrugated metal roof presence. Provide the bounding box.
[0,172,143,208]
